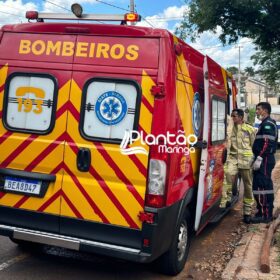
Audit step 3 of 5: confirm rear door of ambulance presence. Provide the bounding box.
[195,56,228,231]
[59,34,159,246]
[0,31,75,233]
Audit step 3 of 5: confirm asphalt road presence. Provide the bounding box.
[0,202,245,280]
[0,149,279,280]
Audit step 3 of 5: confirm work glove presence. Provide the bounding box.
[249,157,254,167]
[253,156,263,171]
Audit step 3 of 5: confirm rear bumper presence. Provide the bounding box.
[0,197,184,263]
[0,224,151,262]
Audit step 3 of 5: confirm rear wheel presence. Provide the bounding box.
[157,212,191,275]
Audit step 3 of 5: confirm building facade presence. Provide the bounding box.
[244,78,279,108]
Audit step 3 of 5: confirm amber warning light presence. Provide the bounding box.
[125,13,141,22]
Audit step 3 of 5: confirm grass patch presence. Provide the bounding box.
[248,225,260,233]
[275,231,280,265]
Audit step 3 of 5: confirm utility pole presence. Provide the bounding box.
[129,0,136,25]
[237,45,241,108]
[130,0,135,13]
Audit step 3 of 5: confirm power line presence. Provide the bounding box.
[197,40,253,51]
[0,21,21,23]
[147,18,183,22]
[94,0,130,12]
[0,3,26,12]
[43,0,70,12]
[42,1,107,23]
[0,0,153,27]
[0,10,23,18]
[149,16,184,20]
[132,7,154,27]
[95,0,151,28]
[197,44,236,50]
[141,17,155,28]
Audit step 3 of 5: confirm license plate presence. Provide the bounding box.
[4,176,41,195]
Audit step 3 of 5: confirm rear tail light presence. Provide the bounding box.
[146,159,167,207]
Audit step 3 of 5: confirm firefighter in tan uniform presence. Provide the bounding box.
[220,109,255,224]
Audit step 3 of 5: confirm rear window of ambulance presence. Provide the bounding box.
[3,72,58,134]
[80,77,141,143]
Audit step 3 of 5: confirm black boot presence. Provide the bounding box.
[263,215,273,224]
[250,216,264,223]
[251,216,273,224]
[243,215,251,224]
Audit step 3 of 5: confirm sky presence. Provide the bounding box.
[0,0,256,70]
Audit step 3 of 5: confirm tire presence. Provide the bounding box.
[9,237,39,249]
[157,211,191,276]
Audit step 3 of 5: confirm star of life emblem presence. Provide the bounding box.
[95,91,127,125]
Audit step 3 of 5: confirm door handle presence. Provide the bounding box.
[193,140,207,149]
[77,148,91,172]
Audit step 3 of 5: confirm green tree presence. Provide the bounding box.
[247,107,256,125]
[176,0,280,51]
[226,66,238,75]
[251,49,280,91]
[175,0,280,89]
[244,67,255,77]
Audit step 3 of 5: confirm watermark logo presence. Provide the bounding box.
[120,130,197,155]
[120,130,149,155]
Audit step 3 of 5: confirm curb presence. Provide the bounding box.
[222,160,280,279]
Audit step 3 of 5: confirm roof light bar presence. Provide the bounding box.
[25,11,141,22]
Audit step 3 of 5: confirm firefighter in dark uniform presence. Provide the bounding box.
[251,102,278,223]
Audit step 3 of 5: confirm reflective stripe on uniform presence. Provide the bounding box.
[267,120,277,130]
[244,197,254,203]
[242,152,253,156]
[253,190,274,195]
[243,125,254,132]
[255,134,276,141]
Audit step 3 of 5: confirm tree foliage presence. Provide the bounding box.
[176,0,280,51]
[248,107,256,125]
[175,0,280,88]
[226,66,238,75]
[251,49,280,91]
[244,67,255,77]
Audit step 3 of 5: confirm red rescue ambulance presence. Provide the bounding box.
[0,9,237,275]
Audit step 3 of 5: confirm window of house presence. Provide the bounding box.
[3,73,57,134]
[80,78,141,143]
[211,98,226,142]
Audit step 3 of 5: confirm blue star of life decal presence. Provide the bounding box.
[103,98,120,118]
[192,92,202,136]
[95,91,127,125]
